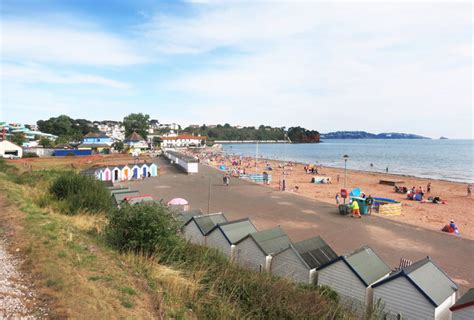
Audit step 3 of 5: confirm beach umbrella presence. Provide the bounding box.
[349,188,361,197]
[168,198,188,206]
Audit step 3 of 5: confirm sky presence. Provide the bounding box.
[0,0,472,139]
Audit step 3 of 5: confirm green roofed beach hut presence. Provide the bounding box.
[317,246,391,310]
[112,190,139,206]
[174,209,204,225]
[270,236,337,284]
[451,288,474,320]
[206,218,258,259]
[183,213,227,245]
[234,226,291,273]
[372,257,458,320]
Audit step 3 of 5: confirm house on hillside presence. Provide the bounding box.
[372,257,458,320]
[270,236,337,284]
[450,288,474,320]
[206,218,257,259]
[234,227,291,273]
[0,140,23,158]
[124,132,148,155]
[317,246,391,310]
[78,132,113,153]
[161,134,207,148]
[183,213,227,245]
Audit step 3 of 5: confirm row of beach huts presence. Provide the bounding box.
[173,209,472,320]
[81,162,158,182]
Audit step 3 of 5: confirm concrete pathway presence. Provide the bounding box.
[128,157,474,293]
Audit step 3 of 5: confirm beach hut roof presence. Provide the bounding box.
[187,213,227,235]
[373,257,458,307]
[293,236,338,269]
[237,226,291,255]
[210,218,257,244]
[125,195,154,205]
[174,209,204,224]
[113,190,140,204]
[109,188,132,196]
[450,288,474,311]
[319,246,390,287]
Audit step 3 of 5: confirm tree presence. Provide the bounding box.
[152,136,162,147]
[112,141,125,152]
[11,133,26,146]
[123,113,150,139]
[39,137,53,148]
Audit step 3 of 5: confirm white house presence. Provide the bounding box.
[0,140,23,158]
[161,134,207,148]
[205,218,257,259]
[317,246,391,310]
[450,288,474,320]
[372,257,458,320]
[270,236,338,284]
[234,227,291,273]
[182,213,227,245]
[124,132,148,155]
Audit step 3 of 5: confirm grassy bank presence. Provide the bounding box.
[0,159,369,319]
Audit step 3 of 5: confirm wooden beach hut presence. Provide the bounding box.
[372,257,457,320]
[112,190,140,206]
[174,209,204,226]
[121,165,131,181]
[102,167,112,181]
[149,163,158,177]
[111,166,122,183]
[183,213,227,245]
[206,218,257,259]
[234,227,291,273]
[131,164,141,179]
[270,236,338,284]
[317,246,391,310]
[450,288,474,320]
[141,163,149,178]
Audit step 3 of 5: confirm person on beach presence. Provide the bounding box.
[366,195,374,214]
[336,175,340,184]
[223,174,230,186]
[350,199,361,218]
[386,166,389,173]
[427,182,432,193]
[263,171,269,185]
[335,193,340,205]
[468,184,472,196]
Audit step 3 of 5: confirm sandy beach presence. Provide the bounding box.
[206,156,474,239]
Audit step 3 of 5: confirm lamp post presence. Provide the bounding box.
[343,154,349,188]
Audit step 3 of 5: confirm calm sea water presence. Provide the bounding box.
[222,139,474,183]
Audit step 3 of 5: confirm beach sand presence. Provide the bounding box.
[208,157,474,239]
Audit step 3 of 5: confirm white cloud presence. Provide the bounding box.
[0,19,146,66]
[1,63,130,89]
[148,2,472,138]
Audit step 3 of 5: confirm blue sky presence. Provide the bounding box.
[1,0,472,138]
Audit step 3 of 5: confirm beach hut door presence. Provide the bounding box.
[114,169,119,181]
[143,166,147,176]
[133,168,138,179]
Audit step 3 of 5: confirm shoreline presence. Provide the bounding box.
[203,153,474,239]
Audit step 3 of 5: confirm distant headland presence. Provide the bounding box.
[320,131,430,140]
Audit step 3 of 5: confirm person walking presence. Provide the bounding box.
[386,166,389,173]
[335,193,340,205]
[263,171,269,185]
[350,199,361,218]
[427,182,432,193]
[468,184,472,196]
[366,195,374,214]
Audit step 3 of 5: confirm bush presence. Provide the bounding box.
[106,203,185,256]
[23,152,39,158]
[66,152,76,156]
[49,172,112,214]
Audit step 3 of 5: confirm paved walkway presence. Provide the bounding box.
[128,157,474,292]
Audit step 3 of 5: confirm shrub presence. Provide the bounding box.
[49,172,112,214]
[105,202,185,256]
[23,152,39,158]
[66,152,76,156]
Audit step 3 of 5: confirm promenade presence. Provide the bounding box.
[129,157,474,293]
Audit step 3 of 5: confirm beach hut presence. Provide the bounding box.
[183,213,227,245]
[270,236,338,284]
[102,167,112,181]
[317,246,391,310]
[149,163,158,177]
[372,257,458,320]
[174,209,204,226]
[234,227,291,273]
[121,165,131,181]
[450,288,474,320]
[80,166,104,180]
[124,194,154,205]
[141,163,149,177]
[206,218,258,259]
[111,166,122,183]
[130,164,141,180]
[112,190,140,206]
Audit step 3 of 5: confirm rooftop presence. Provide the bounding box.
[192,213,227,235]
[451,288,474,311]
[216,218,257,244]
[245,226,291,255]
[344,246,391,286]
[293,236,338,269]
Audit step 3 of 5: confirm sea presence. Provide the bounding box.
[222,139,474,183]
